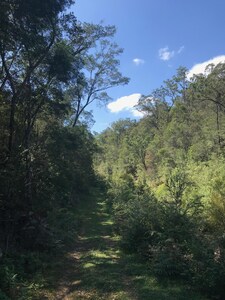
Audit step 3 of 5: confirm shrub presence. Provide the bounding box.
[113,189,164,255]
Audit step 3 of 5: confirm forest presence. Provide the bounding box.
[0,0,225,299]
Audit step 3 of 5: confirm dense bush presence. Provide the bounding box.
[109,172,225,299]
[0,252,46,299]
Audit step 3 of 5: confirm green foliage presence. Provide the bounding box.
[113,190,162,254]
[96,64,225,297]
[108,171,225,298]
[190,240,225,298]
[0,290,10,300]
[1,1,225,297]
[48,208,79,247]
[0,0,129,298]
[0,252,48,299]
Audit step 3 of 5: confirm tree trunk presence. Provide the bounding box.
[8,95,16,154]
[24,82,34,210]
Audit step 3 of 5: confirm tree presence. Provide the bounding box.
[0,0,74,154]
[191,63,225,149]
[69,31,129,126]
[121,119,152,173]
[0,0,129,253]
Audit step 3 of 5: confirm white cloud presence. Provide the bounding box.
[107,93,143,117]
[188,55,225,79]
[133,58,145,66]
[178,46,185,54]
[158,47,175,61]
[158,45,184,61]
[132,108,144,117]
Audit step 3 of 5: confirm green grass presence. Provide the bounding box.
[39,190,208,300]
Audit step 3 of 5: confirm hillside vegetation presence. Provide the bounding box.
[95,64,225,299]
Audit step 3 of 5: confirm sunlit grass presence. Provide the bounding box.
[101,219,114,225]
[41,191,208,300]
[83,262,96,269]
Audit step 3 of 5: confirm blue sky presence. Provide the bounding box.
[72,0,225,132]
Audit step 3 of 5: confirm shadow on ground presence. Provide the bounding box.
[42,192,207,300]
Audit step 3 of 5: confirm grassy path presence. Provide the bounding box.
[42,191,207,300]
